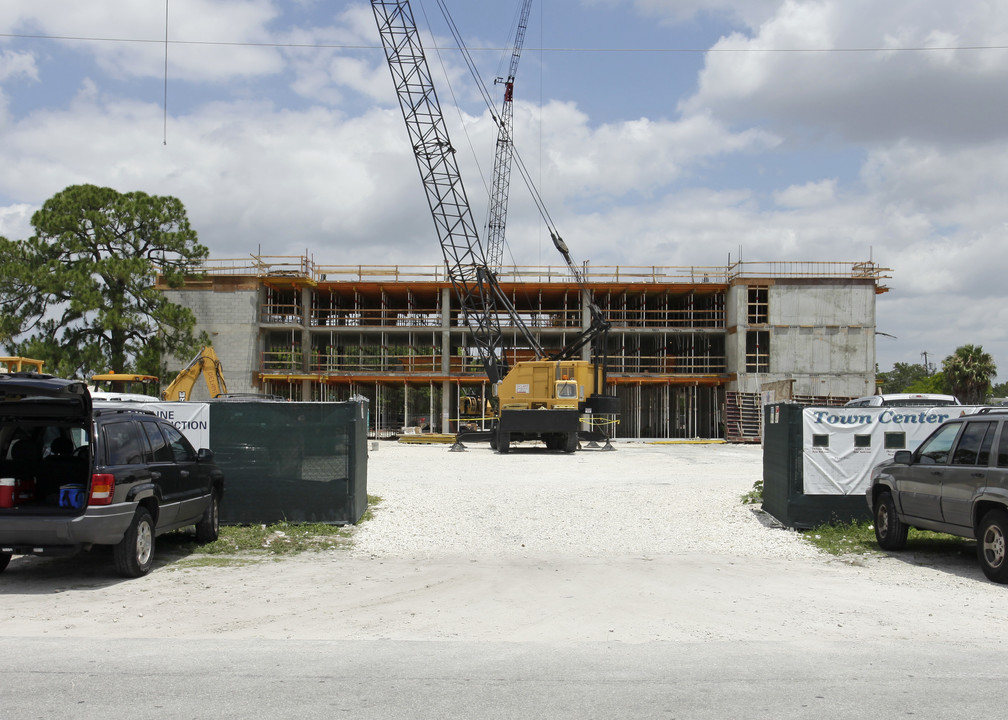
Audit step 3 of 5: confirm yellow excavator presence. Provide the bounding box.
[161,346,228,402]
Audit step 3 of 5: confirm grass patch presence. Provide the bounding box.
[803,520,878,555]
[803,519,974,557]
[741,479,763,505]
[159,494,383,559]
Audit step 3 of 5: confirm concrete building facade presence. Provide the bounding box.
[160,256,889,441]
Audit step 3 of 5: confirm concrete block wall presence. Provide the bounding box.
[162,288,260,398]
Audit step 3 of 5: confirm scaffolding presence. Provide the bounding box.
[163,255,890,440]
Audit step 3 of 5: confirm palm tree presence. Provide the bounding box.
[942,344,997,404]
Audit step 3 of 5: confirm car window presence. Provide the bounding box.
[160,422,196,462]
[998,424,1008,467]
[952,421,996,466]
[104,421,144,466]
[916,422,962,465]
[140,421,173,463]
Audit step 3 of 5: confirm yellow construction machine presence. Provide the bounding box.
[162,346,228,401]
[0,357,45,374]
[90,372,159,395]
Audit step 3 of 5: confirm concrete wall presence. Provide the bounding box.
[728,281,877,399]
[162,287,260,398]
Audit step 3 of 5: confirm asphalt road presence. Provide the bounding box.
[0,636,999,719]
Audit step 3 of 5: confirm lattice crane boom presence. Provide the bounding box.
[371,0,542,384]
[486,0,534,272]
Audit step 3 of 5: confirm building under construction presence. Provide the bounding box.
[160,255,889,442]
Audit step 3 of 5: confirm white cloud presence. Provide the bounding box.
[0,49,38,83]
[2,0,284,82]
[773,178,836,208]
[683,0,1008,144]
[0,203,34,240]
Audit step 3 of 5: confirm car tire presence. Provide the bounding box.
[874,491,908,550]
[195,489,220,543]
[114,507,155,578]
[0,552,10,574]
[497,431,510,454]
[977,509,1008,583]
[563,432,578,453]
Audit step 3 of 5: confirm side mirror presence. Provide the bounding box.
[893,450,913,464]
[197,448,215,462]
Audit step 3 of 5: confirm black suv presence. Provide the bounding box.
[867,407,1008,583]
[0,374,224,577]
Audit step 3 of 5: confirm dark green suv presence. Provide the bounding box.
[867,408,1008,583]
[0,374,224,577]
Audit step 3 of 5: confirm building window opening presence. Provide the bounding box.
[747,286,768,324]
[745,331,769,373]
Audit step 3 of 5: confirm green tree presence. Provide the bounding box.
[878,361,932,393]
[0,184,209,378]
[942,344,997,404]
[991,381,1008,399]
[906,371,948,395]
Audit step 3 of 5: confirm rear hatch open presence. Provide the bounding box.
[0,374,93,513]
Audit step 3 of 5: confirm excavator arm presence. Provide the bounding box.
[162,346,227,402]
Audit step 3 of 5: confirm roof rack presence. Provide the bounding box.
[92,406,157,417]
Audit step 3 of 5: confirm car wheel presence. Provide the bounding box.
[114,507,155,578]
[195,489,220,543]
[874,491,908,550]
[977,509,1008,583]
[0,553,10,574]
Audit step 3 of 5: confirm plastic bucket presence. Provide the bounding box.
[0,477,13,508]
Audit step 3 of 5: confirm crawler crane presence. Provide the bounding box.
[371,0,618,452]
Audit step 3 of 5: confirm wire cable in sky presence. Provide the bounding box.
[2,31,1006,54]
[163,0,169,145]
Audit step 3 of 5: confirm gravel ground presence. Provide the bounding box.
[353,440,820,561]
[1,438,1004,643]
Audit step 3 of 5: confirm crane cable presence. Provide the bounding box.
[433,0,571,267]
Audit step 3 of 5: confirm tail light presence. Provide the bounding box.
[88,474,115,506]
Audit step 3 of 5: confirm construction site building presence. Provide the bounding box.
[159,256,889,442]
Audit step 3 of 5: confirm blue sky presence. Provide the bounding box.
[2,0,1008,379]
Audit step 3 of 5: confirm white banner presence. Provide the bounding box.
[801,406,981,495]
[142,402,211,450]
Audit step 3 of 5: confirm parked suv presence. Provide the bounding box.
[867,407,1008,582]
[0,374,224,577]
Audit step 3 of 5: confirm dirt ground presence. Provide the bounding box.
[0,442,1003,642]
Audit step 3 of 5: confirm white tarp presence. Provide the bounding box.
[801,406,981,495]
[93,398,211,449]
[144,402,210,449]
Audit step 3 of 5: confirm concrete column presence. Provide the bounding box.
[441,287,452,434]
[301,285,312,400]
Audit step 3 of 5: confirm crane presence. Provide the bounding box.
[371,0,618,452]
[485,0,533,273]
